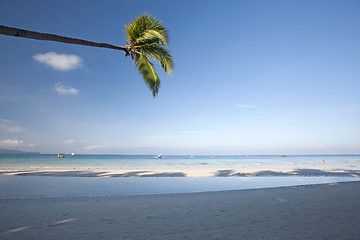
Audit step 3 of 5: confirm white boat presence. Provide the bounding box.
[71,153,75,156]
[155,154,162,158]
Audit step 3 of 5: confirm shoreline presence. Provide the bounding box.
[1,181,360,239]
[1,174,359,200]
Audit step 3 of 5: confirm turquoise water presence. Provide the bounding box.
[1,154,359,198]
[1,154,360,170]
[0,175,358,199]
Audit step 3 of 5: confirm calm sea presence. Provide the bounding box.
[1,154,360,198]
[1,154,360,170]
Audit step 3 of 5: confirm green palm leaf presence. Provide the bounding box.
[125,13,173,96]
[135,29,168,46]
[135,54,160,96]
[125,15,168,45]
[140,45,173,75]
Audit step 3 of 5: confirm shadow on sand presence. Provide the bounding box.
[1,168,359,178]
[0,170,186,178]
[214,168,360,177]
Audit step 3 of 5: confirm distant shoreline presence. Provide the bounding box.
[0,149,40,154]
[1,152,360,156]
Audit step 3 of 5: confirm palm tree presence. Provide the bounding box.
[0,14,173,96]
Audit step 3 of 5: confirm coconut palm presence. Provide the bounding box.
[124,14,173,96]
[0,14,173,96]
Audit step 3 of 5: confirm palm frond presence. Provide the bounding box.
[125,14,169,46]
[135,54,160,96]
[140,45,173,75]
[134,29,168,46]
[125,14,173,96]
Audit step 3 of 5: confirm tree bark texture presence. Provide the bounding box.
[0,25,126,51]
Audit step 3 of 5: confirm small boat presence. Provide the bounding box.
[155,154,162,158]
[58,153,65,158]
[282,154,287,157]
[71,153,75,156]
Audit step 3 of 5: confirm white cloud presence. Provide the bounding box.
[7,126,22,132]
[55,82,79,95]
[0,118,12,124]
[0,139,24,148]
[64,139,75,145]
[236,104,257,109]
[344,143,360,149]
[0,119,22,132]
[83,145,101,150]
[314,144,329,149]
[33,52,83,71]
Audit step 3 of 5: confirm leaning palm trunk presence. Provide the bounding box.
[0,25,127,52]
[0,14,173,97]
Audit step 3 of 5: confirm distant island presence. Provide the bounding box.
[0,148,40,154]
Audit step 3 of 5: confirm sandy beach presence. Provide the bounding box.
[1,165,360,178]
[1,181,360,240]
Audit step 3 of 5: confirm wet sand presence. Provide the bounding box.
[1,181,360,240]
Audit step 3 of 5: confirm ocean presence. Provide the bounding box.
[1,154,360,198]
[1,154,360,170]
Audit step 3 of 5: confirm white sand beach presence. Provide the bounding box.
[1,165,360,178]
[1,181,360,240]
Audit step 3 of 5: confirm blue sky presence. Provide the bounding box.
[1,0,359,154]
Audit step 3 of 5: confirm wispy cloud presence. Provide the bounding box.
[179,130,221,134]
[64,139,75,145]
[0,119,22,132]
[314,144,329,149]
[83,145,101,150]
[0,118,12,124]
[33,52,83,71]
[0,139,24,148]
[7,126,22,132]
[236,104,257,109]
[55,82,79,95]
